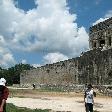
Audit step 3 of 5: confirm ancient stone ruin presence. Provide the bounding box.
[89,17,112,49]
[20,17,112,89]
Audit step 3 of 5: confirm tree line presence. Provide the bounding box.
[0,64,34,86]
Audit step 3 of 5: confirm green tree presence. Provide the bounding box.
[0,64,34,85]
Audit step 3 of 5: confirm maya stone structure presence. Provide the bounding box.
[20,17,112,88]
[89,17,112,49]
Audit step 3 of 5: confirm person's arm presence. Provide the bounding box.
[84,91,86,102]
[93,91,96,97]
[91,89,95,104]
[3,87,9,100]
[0,99,6,111]
[0,87,9,112]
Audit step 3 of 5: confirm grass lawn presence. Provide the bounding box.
[7,103,50,112]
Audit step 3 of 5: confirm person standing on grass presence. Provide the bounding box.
[0,78,9,112]
[84,84,96,112]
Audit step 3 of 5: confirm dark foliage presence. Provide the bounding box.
[0,64,34,85]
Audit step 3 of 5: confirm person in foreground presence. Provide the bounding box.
[84,84,96,112]
[0,78,9,112]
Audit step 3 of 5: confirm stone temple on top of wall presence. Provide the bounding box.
[89,17,112,50]
[20,17,112,88]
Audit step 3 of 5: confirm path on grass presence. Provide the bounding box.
[7,96,112,112]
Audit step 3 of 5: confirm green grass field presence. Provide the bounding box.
[7,103,50,112]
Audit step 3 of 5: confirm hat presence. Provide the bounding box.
[0,78,6,86]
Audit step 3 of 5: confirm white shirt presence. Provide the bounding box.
[85,89,94,104]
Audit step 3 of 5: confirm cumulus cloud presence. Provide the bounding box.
[43,52,68,64]
[93,10,112,25]
[0,0,89,67]
[0,34,16,68]
[0,46,16,68]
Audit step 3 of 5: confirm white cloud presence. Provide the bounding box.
[93,10,112,25]
[0,47,16,68]
[0,34,16,68]
[105,10,112,18]
[0,35,6,45]
[21,59,27,64]
[0,0,24,38]
[32,64,41,68]
[43,52,68,64]
[0,0,89,67]
[93,18,108,26]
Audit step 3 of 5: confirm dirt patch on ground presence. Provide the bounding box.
[8,88,112,112]
[7,96,112,112]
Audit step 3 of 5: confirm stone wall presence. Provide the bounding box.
[78,48,112,85]
[20,48,112,87]
[20,17,112,88]
[89,17,112,49]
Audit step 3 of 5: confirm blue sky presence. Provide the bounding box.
[68,0,112,29]
[0,0,112,68]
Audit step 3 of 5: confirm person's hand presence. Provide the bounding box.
[0,107,3,112]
